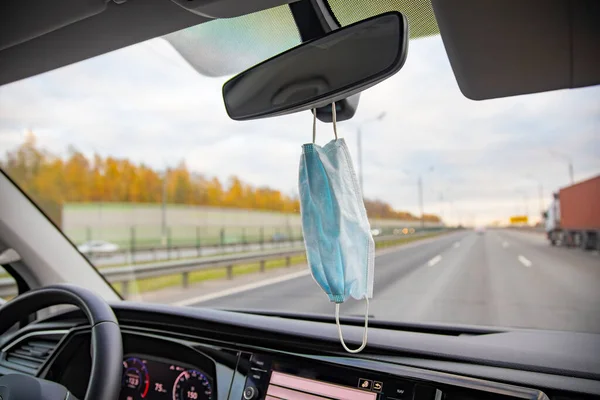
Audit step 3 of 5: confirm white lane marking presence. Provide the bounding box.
[518,255,532,267]
[427,255,442,267]
[453,242,461,248]
[173,270,311,306]
[174,233,460,307]
[502,241,509,248]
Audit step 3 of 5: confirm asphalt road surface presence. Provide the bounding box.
[199,229,600,333]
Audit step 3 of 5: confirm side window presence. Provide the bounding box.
[0,265,17,303]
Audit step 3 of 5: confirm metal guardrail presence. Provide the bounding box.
[0,233,438,299]
[84,226,445,264]
[108,247,307,297]
[86,237,304,262]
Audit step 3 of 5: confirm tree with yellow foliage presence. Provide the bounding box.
[0,132,441,226]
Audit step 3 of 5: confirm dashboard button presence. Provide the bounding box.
[243,386,258,400]
[250,372,263,381]
[250,355,271,371]
[358,378,372,390]
[388,381,414,399]
[251,358,266,368]
[373,381,383,392]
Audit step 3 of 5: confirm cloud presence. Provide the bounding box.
[1,33,599,226]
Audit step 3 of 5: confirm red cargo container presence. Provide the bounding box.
[559,175,600,230]
[548,175,600,250]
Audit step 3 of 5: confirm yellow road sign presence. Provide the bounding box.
[510,215,528,224]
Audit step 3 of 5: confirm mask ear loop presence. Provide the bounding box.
[312,109,317,144]
[333,99,365,352]
[332,102,338,140]
[335,297,369,353]
[313,104,338,143]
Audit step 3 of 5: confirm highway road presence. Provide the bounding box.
[199,229,600,333]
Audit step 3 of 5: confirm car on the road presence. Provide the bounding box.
[370,228,382,236]
[77,240,119,254]
[475,226,486,235]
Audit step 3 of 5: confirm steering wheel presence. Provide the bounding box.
[0,284,123,400]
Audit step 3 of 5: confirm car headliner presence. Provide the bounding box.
[0,0,599,101]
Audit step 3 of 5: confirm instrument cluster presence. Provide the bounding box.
[119,355,214,400]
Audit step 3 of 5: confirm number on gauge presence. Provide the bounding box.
[121,357,150,399]
[173,369,213,400]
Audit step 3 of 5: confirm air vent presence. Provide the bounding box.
[2,331,67,375]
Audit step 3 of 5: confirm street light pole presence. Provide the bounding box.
[161,169,168,244]
[405,167,434,228]
[418,175,424,228]
[356,112,386,195]
[568,161,574,185]
[537,182,544,217]
[550,150,574,185]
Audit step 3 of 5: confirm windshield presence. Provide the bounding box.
[1,3,600,334]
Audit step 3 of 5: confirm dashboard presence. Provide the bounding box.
[1,302,599,400]
[47,328,547,400]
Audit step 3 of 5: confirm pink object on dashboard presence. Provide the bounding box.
[268,371,377,400]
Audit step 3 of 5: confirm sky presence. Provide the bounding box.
[0,19,599,226]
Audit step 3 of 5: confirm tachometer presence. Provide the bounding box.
[172,369,213,400]
[121,357,150,399]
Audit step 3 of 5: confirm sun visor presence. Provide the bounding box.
[431,0,600,100]
[0,0,108,52]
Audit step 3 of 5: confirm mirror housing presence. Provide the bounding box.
[314,93,360,122]
[222,12,408,121]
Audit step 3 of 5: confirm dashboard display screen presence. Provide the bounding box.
[119,355,214,400]
[266,371,377,400]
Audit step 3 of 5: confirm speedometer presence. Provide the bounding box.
[172,369,213,400]
[121,357,150,399]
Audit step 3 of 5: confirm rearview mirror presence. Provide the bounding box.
[222,12,408,121]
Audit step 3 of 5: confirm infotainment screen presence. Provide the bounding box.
[244,353,415,400]
[244,353,546,400]
[266,371,377,400]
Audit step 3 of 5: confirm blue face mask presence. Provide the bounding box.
[298,105,375,353]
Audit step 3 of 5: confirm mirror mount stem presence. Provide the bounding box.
[289,0,338,41]
[289,0,361,123]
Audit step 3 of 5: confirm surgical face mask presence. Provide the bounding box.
[298,104,375,353]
